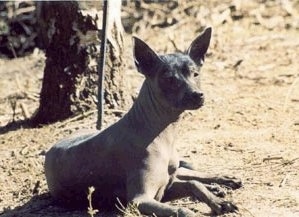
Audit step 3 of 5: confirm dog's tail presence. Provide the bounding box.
[179,160,194,170]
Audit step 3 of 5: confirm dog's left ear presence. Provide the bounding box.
[187,27,212,66]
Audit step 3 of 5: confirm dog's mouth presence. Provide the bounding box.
[186,98,204,110]
[178,93,205,110]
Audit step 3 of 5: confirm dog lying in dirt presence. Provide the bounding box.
[45,27,242,216]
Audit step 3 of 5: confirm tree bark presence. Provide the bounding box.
[32,1,125,125]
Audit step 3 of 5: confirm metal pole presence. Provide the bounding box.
[97,0,108,130]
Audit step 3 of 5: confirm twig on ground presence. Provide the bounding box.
[52,121,96,137]
[20,102,30,119]
[283,74,299,112]
[9,98,17,123]
[116,198,141,217]
[282,157,299,165]
[24,92,39,101]
[262,156,283,162]
[55,110,97,128]
[15,5,36,16]
[168,36,183,53]
[87,186,99,217]
[279,173,289,187]
[105,108,126,116]
[55,108,125,130]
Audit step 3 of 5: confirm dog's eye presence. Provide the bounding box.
[190,68,199,78]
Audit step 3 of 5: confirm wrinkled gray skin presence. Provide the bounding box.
[45,27,242,217]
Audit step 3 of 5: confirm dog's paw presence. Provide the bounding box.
[210,199,238,215]
[216,176,242,190]
[205,184,226,198]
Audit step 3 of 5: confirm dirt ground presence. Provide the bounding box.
[0,1,299,217]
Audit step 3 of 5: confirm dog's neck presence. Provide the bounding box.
[123,80,183,140]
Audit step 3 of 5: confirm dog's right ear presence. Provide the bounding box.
[133,37,163,77]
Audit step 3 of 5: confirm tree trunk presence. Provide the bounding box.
[32,0,125,125]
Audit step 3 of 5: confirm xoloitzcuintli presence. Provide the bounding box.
[45,27,242,217]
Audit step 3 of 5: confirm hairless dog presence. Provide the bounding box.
[45,27,242,216]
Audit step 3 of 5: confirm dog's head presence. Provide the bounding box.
[133,27,212,111]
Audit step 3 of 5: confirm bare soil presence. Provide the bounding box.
[0,1,298,217]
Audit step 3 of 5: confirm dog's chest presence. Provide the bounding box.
[149,138,179,201]
[153,156,178,202]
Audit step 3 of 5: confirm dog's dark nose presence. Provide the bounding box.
[191,91,204,102]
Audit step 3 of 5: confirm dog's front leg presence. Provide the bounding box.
[162,179,238,215]
[176,167,242,189]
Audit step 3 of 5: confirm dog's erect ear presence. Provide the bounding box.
[133,36,164,77]
[187,27,212,66]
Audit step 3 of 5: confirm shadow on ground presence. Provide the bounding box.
[0,193,120,217]
[0,193,215,217]
[0,119,35,135]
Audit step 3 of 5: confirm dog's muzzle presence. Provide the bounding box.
[181,91,204,110]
